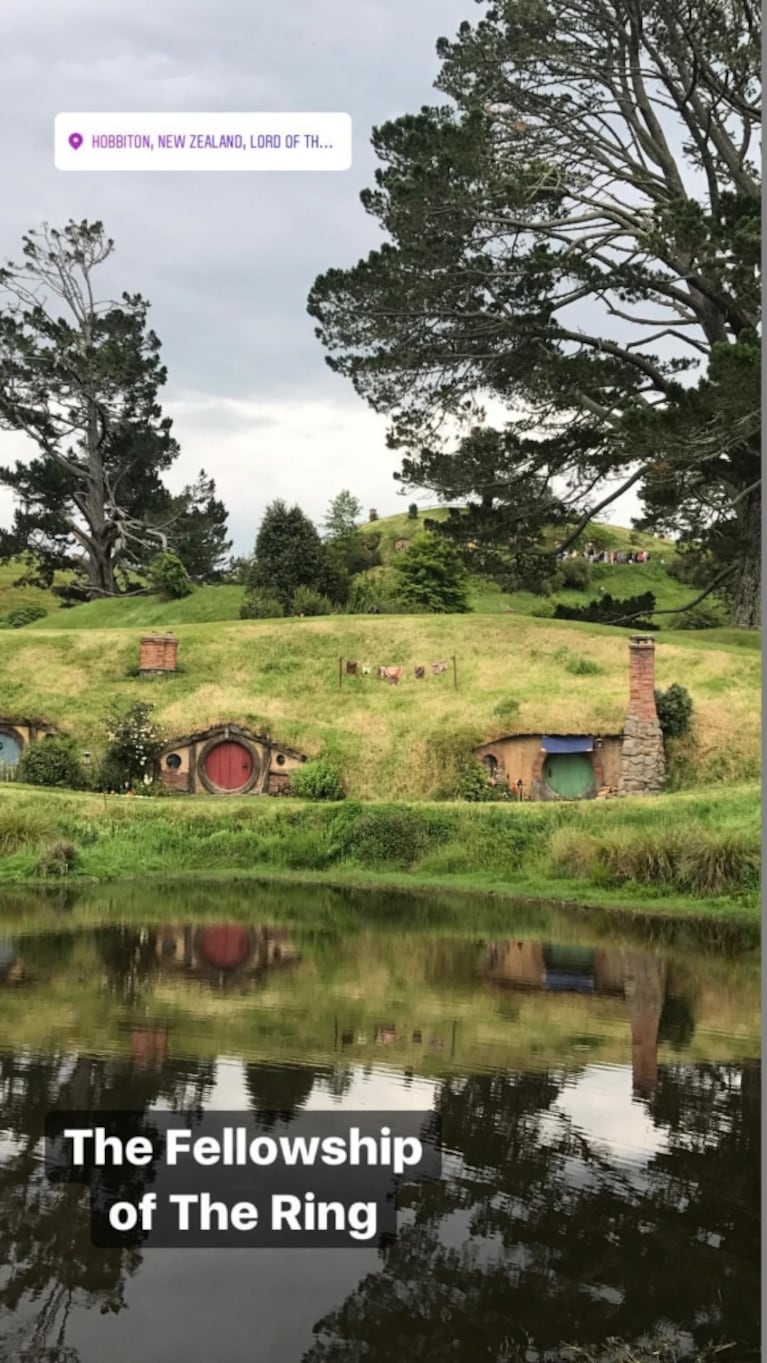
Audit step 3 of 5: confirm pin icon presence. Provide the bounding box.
[68,132,83,151]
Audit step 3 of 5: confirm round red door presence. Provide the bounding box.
[204,740,254,791]
[198,925,252,969]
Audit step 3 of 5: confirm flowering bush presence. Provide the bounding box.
[102,702,164,786]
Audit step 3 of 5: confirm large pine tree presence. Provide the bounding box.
[308,0,761,625]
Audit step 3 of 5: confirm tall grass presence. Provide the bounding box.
[0,784,758,919]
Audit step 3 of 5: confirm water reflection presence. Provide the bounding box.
[0,900,759,1362]
[483,941,669,1098]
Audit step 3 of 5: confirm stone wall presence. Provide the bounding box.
[618,637,665,795]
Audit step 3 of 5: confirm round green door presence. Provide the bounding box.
[543,751,594,798]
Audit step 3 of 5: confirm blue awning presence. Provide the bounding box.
[541,735,594,753]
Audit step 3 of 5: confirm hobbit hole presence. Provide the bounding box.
[0,719,58,770]
[473,638,665,801]
[155,724,306,796]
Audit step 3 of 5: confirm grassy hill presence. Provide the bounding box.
[0,511,713,631]
[0,612,759,798]
[0,511,755,801]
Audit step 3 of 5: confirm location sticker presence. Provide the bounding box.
[55,113,352,171]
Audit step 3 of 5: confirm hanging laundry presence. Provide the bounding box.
[431,660,448,675]
[414,666,425,679]
[377,666,387,679]
[362,664,372,675]
[346,660,358,676]
[383,666,403,685]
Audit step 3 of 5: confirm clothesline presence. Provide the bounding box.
[338,656,458,688]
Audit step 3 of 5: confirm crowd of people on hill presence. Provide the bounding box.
[557,541,653,565]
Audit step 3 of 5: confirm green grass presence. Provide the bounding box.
[0,558,67,615]
[0,611,758,797]
[0,782,758,925]
[0,511,720,633]
[25,583,247,628]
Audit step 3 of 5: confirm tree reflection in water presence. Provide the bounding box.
[303,1062,760,1362]
[0,924,758,1362]
[0,1052,216,1363]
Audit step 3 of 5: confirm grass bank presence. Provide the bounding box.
[0,783,758,928]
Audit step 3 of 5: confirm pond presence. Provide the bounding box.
[0,882,760,1362]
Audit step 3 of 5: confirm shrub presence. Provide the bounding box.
[457,759,513,802]
[344,570,405,615]
[407,504,419,520]
[563,654,603,676]
[34,840,78,877]
[6,604,47,628]
[240,588,285,619]
[146,552,193,600]
[655,683,694,738]
[392,533,471,613]
[290,586,333,617]
[96,754,130,793]
[17,737,85,789]
[289,759,346,801]
[560,557,592,590]
[340,806,452,868]
[103,701,164,785]
[554,591,657,628]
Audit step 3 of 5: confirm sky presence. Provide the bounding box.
[1,0,640,555]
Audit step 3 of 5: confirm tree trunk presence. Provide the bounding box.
[86,526,118,598]
[731,488,761,628]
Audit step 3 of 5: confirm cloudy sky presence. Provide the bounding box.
[2,0,639,554]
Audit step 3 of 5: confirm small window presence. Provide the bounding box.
[276,753,286,766]
[166,753,182,770]
[482,754,498,777]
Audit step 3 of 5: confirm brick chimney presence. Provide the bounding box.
[618,636,665,794]
[139,633,179,674]
[627,635,659,722]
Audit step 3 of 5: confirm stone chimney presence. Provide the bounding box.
[618,636,665,794]
[139,633,179,674]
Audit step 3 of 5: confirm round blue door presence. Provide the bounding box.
[0,731,22,766]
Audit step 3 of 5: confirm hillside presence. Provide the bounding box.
[0,511,711,631]
[0,613,758,798]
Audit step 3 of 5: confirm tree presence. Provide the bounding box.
[393,532,470,612]
[245,500,345,612]
[323,490,362,539]
[0,221,180,599]
[157,469,232,582]
[308,1,761,625]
